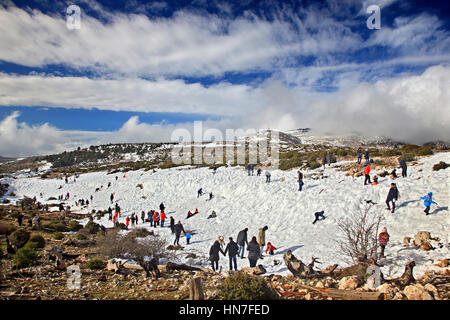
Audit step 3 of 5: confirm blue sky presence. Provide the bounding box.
[0,0,449,157]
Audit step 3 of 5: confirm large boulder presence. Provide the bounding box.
[403,284,434,300]
[376,283,400,300]
[413,231,431,246]
[337,276,364,290]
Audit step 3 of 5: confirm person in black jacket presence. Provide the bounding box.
[170,216,175,234]
[386,183,399,213]
[209,240,225,272]
[247,236,261,268]
[173,221,186,245]
[224,237,239,271]
[159,202,165,212]
[398,158,407,177]
[236,228,248,258]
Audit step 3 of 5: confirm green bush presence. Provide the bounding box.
[308,161,321,170]
[87,259,105,270]
[381,149,402,157]
[68,220,83,232]
[126,228,151,239]
[9,229,30,249]
[27,234,46,249]
[402,153,416,162]
[84,221,101,234]
[219,272,277,300]
[433,161,449,171]
[53,232,65,240]
[416,145,433,156]
[43,220,68,232]
[13,246,39,268]
[75,232,87,240]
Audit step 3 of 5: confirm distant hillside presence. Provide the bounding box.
[0,156,16,163]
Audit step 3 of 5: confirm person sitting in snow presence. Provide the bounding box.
[265,242,276,255]
[372,175,379,185]
[390,168,398,179]
[207,210,217,219]
[187,210,193,218]
[194,208,199,214]
[420,192,438,215]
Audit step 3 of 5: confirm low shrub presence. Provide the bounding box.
[433,161,449,171]
[219,272,278,300]
[53,232,65,240]
[43,220,68,232]
[68,220,83,232]
[126,228,151,239]
[87,259,105,270]
[27,234,46,249]
[84,221,101,234]
[0,223,16,236]
[75,232,87,240]
[9,229,30,249]
[13,245,39,268]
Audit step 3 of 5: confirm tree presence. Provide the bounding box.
[335,203,384,264]
[98,229,174,277]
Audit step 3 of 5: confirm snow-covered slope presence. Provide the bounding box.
[2,153,449,278]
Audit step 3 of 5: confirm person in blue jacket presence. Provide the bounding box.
[420,192,437,215]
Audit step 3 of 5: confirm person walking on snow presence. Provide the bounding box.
[159,202,165,212]
[247,237,261,268]
[364,163,371,185]
[378,227,390,258]
[141,210,145,224]
[258,226,268,256]
[173,221,186,246]
[160,210,166,227]
[265,170,271,183]
[356,147,362,164]
[185,230,192,245]
[197,188,203,198]
[364,149,370,165]
[170,216,175,234]
[420,192,437,215]
[386,183,399,213]
[209,240,225,272]
[125,216,130,229]
[297,169,304,191]
[398,158,407,177]
[236,228,249,258]
[224,237,239,271]
[257,168,262,176]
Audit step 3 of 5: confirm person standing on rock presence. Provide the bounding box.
[224,237,239,271]
[386,183,399,213]
[173,221,186,246]
[378,227,390,258]
[236,228,249,259]
[209,240,225,272]
[247,236,261,268]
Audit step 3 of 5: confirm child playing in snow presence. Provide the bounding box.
[420,192,437,215]
[378,227,390,258]
[186,230,192,244]
[372,175,379,185]
[265,242,276,255]
[312,211,325,224]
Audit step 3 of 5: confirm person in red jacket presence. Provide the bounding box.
[160,211,166,227]
[194,208,199,214]
[265,242,276,255]
[364,164,371,185]
[125,216,130,228]
[153,211,159,227]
